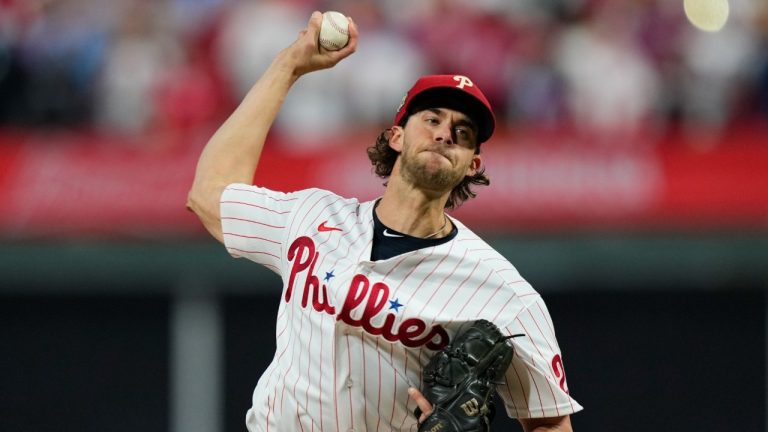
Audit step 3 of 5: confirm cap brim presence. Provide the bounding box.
[401,87,495,144]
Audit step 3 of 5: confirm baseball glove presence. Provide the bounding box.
[415,319,517,432]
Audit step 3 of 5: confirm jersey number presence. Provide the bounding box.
[551,354,569,394]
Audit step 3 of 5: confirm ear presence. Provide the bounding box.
[388,126,404,153]
[467,154,482,177]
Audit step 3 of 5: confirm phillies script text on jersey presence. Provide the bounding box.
[286,235,450,350]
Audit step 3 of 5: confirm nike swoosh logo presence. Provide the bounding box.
[318,221,343,232]
[382,229,404,238]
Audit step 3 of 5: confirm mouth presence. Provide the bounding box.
[422,148,452,163]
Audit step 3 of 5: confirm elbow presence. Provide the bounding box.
[185,182,225,244]
[186,186,204,216]
[186,183,220,221]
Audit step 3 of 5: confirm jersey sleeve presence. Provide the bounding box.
[219,183,300,274]
[498,295,583,419]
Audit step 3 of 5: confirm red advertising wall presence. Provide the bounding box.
[0,127,766,238]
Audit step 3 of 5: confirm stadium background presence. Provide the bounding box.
[1,0,766,431]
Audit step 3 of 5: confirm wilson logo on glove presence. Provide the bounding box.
[460,398,481,416]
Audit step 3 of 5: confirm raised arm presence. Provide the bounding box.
[186,11,358,243]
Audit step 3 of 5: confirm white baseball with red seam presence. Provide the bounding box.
[319,11,350,51]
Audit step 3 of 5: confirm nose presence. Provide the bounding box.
[433,123,455,145]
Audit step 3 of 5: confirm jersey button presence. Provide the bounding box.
[346,378,353,388]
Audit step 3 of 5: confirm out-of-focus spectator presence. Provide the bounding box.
[96,0,183,134]
[678,0,760,148]
[216,0,306,100]
[216,0,356,148]
[635,1,687,131]
[553,1,661,144]
[167,0,229,39]
[0,0,25,123]
[5,0,110,127]
[756,3,768,121]
[408,0,517,115]
[328,0,429,128]
[152,46,221,136]
[504,17,566,128]
[0,0,767,147]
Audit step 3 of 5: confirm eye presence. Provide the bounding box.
[454,126,471,140]
[425,116,440,125]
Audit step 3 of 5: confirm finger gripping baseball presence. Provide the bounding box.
[416,319,516,432]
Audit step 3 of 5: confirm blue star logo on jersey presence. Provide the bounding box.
[388,298,404,312]
[324,270,335,282]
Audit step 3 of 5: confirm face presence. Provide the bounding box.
[390,108,482,193]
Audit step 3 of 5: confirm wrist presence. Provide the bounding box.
[272,49,303,84]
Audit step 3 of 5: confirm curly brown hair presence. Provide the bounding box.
[366,129,490,210]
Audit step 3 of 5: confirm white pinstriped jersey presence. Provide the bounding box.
[220,184,583,432]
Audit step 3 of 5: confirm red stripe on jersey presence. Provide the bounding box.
[381,254,410,281]
[360,332,369,427]
[319,314,325,432]
[223,232,281,244]
[526,307,554,352]
[303,314,316,431]
[221,200,291,214]
[497,376,521,419]
[295,305,314,432]
[388,343,398,428]
[471,271,499,313]
[333,328,340,432]
[525,362,547,417]
[483,257,508,263]
[392,252,431,292]
[309,205,361,286]
[397,348,411,430]
[282,300,309,415]
[285,189,325,238]
[507,361,531,417]
[345,334,355,430]
[267,385,278,432]
[531,304,577,413]
[467,247,495,253]
[327,218,372,272]
[444,258,481,317]
[305,195,351,236]
[226,247,280,259]
[515,317,561,417]
[490,288,524,323]
[413,242,456,316]
[375,338,383,432]
[535,301,556,337]
[221,216,285,229]
[226,186,299,202]
[263,263,280,272]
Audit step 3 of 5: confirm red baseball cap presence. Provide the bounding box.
[394,75,496,144]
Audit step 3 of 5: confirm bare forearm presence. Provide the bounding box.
[186,11,357,242]
[191,10,356,198]
[195,55,297,189]
[185,55,298,242]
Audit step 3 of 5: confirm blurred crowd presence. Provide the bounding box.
[1,0,768,148]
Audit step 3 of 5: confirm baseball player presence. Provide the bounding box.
[187,11,582,432]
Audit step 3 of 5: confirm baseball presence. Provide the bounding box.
[319,11,350,51]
